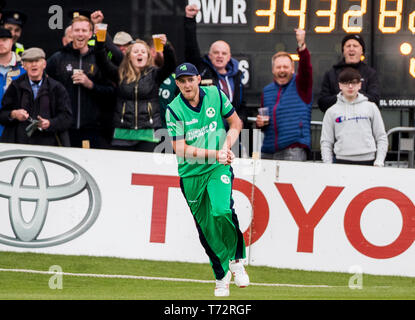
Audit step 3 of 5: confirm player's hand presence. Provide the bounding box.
[217,148,234,165]
[227,149,235,163]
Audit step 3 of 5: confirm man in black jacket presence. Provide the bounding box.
[318,34,380,113]
[0,47,72,146]
[46,14,115,149]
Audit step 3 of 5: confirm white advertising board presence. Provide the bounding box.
[0,143,414,277]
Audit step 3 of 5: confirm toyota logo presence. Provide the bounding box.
[0,150,101,248]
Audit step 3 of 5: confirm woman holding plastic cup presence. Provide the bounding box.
[94,32,176,152]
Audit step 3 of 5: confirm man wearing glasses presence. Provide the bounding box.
[320,67,388,166]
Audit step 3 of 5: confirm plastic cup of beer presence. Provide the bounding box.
[258,107,270,125]
[152,34,164,52]
[73,69,83,84]
[96,23,108,42]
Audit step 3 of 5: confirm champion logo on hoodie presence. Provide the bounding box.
[335,115,369,124]
[335,116,346,123]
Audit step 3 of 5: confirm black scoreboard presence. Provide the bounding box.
[190,0,415,108]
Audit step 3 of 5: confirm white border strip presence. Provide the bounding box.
[0,268,336,288]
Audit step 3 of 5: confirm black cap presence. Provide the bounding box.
[0,27,12,38]
[68,9,92,20]
[341,34,365,54]
[175,63,199,79]
[2,10,27,27]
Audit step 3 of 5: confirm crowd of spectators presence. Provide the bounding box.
[0,3,387,166]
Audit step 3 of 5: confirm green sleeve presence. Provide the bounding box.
[166,108,184,139]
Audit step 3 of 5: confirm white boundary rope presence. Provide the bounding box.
[0,267,337,288]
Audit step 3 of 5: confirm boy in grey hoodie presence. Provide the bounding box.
[320,67,388,166]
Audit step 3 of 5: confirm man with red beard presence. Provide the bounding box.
[46,14,115,149]
[256,29,313,161]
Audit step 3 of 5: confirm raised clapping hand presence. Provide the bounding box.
[185,4,199,18]
[90,10,104,25]
[295,28,306,49]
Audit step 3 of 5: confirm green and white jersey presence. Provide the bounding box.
[166,86,235,178]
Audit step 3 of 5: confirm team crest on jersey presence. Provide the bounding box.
[221,175,230,184]
[206,107,215,118]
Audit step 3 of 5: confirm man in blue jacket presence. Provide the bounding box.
[0,27,25,136]
[256,29,313,161]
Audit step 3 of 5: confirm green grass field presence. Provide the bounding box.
[0,251,414,300]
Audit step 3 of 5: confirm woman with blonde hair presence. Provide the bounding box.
[95,34,176,151]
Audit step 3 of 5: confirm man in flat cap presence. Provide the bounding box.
[113,31,134,55]
[0,27,25,137]
[318,34,380,112]
[2,10,27,57]
[0,47,73,146]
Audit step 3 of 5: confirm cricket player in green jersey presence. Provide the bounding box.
[166,63,249,297]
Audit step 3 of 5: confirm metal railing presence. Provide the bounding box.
[386,127,415,168]
[248,117,415,168]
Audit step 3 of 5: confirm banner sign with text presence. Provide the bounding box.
[0,143,414,277]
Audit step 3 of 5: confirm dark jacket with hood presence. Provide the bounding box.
[184,16,247,127]
[46,43,115,131]
[318,59,380,113]
[0,73,73,146]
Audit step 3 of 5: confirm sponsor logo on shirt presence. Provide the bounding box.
[185,119,199,125]
[185,121,219,141]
